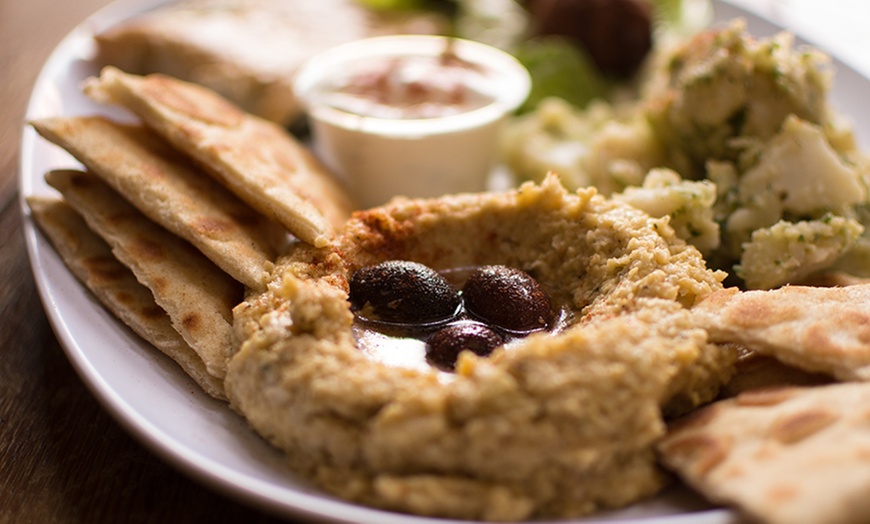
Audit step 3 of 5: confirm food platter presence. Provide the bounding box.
[18,0,870,522]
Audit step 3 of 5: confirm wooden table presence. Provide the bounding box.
[0,1,287,521]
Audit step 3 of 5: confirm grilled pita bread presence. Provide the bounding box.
[45,169,242,381]
[692,285,870,382]
[718,347,832,398]
[27,196,226,400]
[31,115,283,290]
[658,382,870,524]
[83,66,355,247]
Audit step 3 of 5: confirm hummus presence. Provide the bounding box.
[226,175,735,520]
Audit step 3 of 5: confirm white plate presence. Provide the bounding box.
[18,1,870,522]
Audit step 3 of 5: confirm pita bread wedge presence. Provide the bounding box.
[719,347,833,398]
[692,285,870,382]
[31,115,283,290]
[83,66,355,247]
[658,382,870,524]
[27,196,226,400]
[45,169,242,381]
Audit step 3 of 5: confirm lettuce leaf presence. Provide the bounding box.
[512,36,611,113]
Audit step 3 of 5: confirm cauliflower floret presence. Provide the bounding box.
[645,19,833,176]
[737,116,866,215]
[581,117,664,195]
[716,116,866,260]
[614,168,719,254]
[500,98,610,190]
[830,201,870,278]
[737,215,863,290]
[500,98,662,193]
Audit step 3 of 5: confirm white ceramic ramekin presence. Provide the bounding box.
[293,35,531,208]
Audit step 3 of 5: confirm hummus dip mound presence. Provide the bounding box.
[226,175,734,520]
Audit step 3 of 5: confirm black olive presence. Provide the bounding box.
[426,321,505,371]
[349,260,461,324]
[462,265,553,333]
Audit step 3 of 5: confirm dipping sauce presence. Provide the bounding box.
[318,51,495,120]
[293,35,531,208]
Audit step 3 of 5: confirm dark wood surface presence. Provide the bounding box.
[0,205,288,523]
[0,1,291,522]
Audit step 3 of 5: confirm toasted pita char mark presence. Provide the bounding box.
[45,169,242,381]
[658,382,870,524]
[692,285,870,382]
[27,196,226,400]
[83,66,356,248]
[31,115,284,290]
